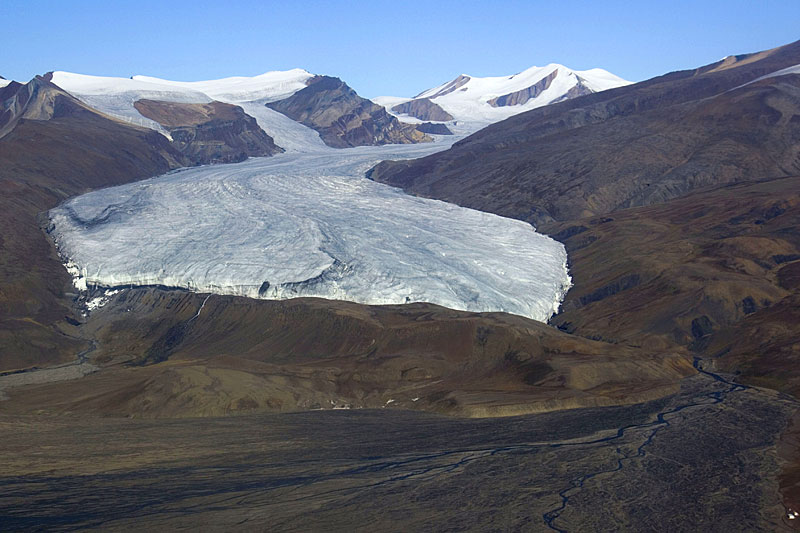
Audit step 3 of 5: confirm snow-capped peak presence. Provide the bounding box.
[376,63,630,133]
[131,68,314,103]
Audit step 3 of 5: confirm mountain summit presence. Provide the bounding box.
[375,64,630,130]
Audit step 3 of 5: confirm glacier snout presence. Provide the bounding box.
[49,145,571,322]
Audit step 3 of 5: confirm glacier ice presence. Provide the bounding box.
[49,142,571,322]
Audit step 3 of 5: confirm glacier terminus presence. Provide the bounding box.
[49,141,571,322]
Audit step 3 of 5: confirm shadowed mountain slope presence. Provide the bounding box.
[542,176,800,354]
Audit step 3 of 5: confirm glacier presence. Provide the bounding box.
[49,142,571,322]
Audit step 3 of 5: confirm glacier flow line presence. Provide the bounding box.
[188,294,212,322]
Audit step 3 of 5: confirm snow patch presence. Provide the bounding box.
[743,63,800,86]
[86,290,120,312]
[132,69,313,104]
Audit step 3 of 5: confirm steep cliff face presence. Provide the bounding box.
[133,99,283,164]
[266,76,431,148]
[391,98,454,121]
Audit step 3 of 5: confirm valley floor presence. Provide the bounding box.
[1,370,796,532]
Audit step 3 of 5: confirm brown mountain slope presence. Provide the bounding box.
[133,99,283,164]
[0,289,692,418]
[0,76,188,371]
[267,75,431,148]
[703,292,800,394]
[370,40,800,225]
[366,41,800,437]
[541,176,800,352]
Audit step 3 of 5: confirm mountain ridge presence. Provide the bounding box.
[375,63,630,130]
[51,69,435,150]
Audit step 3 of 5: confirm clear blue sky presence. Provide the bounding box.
[4,0,799,98]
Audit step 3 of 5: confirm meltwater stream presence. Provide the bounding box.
[49,141,571,322]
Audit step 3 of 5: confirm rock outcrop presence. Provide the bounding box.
[133,99,283,164]
[266,75,431,148]
[391,98,454,121]
[419,74,471,99]
[488,69,559,107]
[0,74,80,138]
[415,122,453,135]
[551,77,594,103]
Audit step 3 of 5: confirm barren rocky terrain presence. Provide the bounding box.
[1,370,795,531]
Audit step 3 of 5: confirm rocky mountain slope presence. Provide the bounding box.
[543,176,800,353]
[389,97,454,121]
[1,73,87,138]
[133,99,283,164]
[266,75,431,148]
[0,76,187,371]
